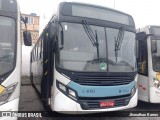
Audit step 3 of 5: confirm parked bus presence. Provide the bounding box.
[0,0,31,119]
[31,2,138,113]
[137,25,160,103]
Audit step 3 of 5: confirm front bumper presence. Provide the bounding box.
[51,89,137,114]
[0,98,19,120]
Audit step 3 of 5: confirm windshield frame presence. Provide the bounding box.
[0,15,17,83]
[55,21,137,73]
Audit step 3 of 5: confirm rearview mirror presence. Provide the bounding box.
[23,31,32,46]
[136,32,146,41]
[21,16,32,46]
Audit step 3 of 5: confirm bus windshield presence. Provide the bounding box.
[150,27,160,72]
[0,16,15,77]
[152,40,160,72]
[58,22,136,72]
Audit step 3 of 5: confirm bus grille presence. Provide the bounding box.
[74,75,134,86]
[79,95,131,110]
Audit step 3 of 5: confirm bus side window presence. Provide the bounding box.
[38,40,40,60]
[34,47,36,62]
[138,40,148,76]
[36,43,38,61]
[40,39,43,60]
[32,50,34,62]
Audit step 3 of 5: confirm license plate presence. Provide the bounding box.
[100,101,115,107]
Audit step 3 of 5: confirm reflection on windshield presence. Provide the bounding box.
[58,22,136,72]
[0,16,15,77]
[82,19,100,60]
[114,27,125,63]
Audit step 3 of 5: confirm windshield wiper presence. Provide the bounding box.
[82,19,100,60]
[114,27,125,63]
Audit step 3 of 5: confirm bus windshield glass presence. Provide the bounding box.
[0,16,15,77]
[150,27,160,72]
[152,40,160,72]
[151,38,160,72]
[58,22,136,72]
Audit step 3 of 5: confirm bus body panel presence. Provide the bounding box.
[1,7,21,102]
[0,97,19,111]
[137,74,149,102]
[148,66,160,103]
[137,25,160,103]
[0,98,19,120]
[150,87,160,103]
[0,1,21,119]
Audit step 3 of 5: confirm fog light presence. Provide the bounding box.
[59,83,66,92]
[68,89,76,97]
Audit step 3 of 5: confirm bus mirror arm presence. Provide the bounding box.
[21,16,27,32]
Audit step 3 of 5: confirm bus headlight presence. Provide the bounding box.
[0,83,18,105]
[68,89,76,97]
[153,77,160,90]
[58,83,66,92]
[56,80,77,101]
[131,85,137,97]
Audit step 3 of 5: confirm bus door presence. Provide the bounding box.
[137,38,149,101]
[41,23,55,107]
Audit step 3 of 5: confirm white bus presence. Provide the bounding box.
[0,0,31,119]
[137,25,160,103]
[31,2,139,113]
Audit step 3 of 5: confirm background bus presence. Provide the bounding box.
[137,25,160,103]
[0,0,31,119]
[31,2,138,113]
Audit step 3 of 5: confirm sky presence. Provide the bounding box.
[18,0,160,33]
